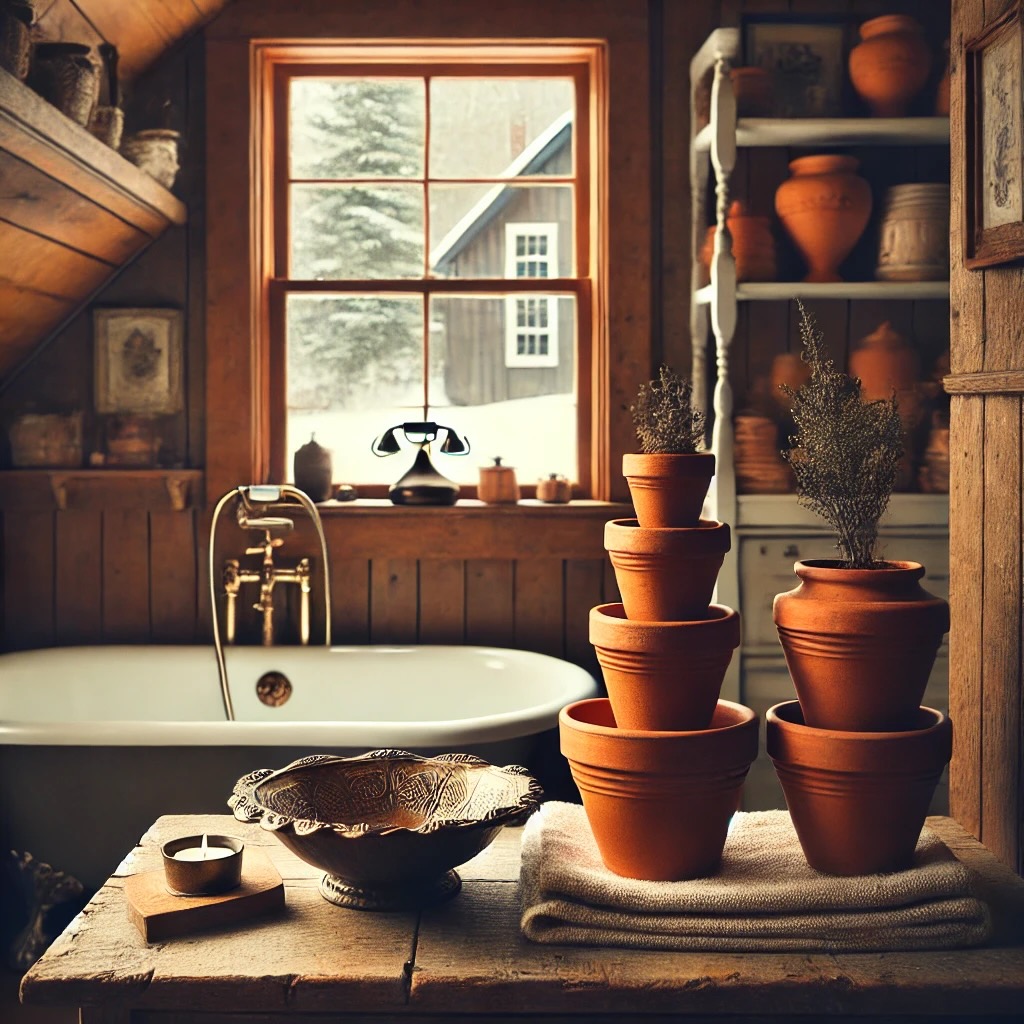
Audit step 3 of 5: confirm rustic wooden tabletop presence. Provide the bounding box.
[20,813,1024,1023]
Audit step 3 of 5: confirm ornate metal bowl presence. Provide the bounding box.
[228,750,542,910]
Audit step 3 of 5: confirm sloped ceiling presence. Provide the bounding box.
[0,2,228,383]
[34,0,231,80]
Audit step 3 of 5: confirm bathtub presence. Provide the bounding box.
[0,644,597,890]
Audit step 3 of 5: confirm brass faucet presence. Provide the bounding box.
[222,530,311,646]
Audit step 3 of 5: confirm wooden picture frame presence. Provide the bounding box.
[94,308,184,414]
[964,2,1024,269]
[742,14,848,118]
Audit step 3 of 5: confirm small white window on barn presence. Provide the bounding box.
[504,224,559,368]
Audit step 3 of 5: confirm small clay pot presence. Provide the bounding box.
[293,434,333,502]
[604,518,730,622]
[560,697,758,880]
[848,15,932,118]
[773,560,949,732]
[536,473,571,503]
[767,700,952,875]
[849,320,922,432]
[590,602,740,732]
[700,201,777,284]
[775,155,872,283]
[622,451,714,529]
[479,456,520,504]
[769,351,811,416]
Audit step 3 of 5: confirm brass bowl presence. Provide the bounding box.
[228,750,542,910]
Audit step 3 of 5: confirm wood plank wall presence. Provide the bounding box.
[947,0,1023,875]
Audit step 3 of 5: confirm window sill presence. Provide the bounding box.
[292,499,633,560]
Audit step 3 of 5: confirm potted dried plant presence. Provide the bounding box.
[623,366,713,528]
[772,303,949,733]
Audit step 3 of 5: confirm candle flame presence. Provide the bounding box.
[201,833,208,859]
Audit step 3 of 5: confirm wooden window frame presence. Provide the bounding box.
[205,1,653,510]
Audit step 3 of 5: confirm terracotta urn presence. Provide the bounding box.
[773,560,949,732]
[849,15,932,118]
[604,518,730,622]
[560,697,758,880]
[621,452,714,529]
[767,701,952,875]
[700,201,777,284]
[774,155,872,283]
[849,320,922,431]
[590,602,740,732]
[769,351,811,416]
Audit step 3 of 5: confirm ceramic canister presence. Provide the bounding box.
[876,183,950,282]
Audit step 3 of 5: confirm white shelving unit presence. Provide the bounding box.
[689,29,951,808]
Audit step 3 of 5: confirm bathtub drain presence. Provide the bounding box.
[256,671,292,707]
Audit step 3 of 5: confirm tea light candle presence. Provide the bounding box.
[162,834,244,895]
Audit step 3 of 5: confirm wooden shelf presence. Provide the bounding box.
[735,492,949,530]
[694,116,950,152]
[0,469,202,511]
[0,68,186,378]
[695,281,950,303]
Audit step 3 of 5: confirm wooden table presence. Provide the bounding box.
[19,813,1024,1023]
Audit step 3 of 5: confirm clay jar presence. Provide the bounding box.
[773,560,949,732]
[590,602,740,732]
[769,351,811,417]
[560,697,758,880]
[775,155,872,283]
[848,15,932,118]
[479,457,520,504]
[604,518,730,622]
[849,320,922,430]
[730,66,775,117]
[700,200,777,284]
[767,701,952,875]
[622,452,715,529]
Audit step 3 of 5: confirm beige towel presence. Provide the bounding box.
[520,803,992,952]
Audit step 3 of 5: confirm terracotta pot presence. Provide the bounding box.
[849,15,932,118]
[876,184,949,282]
[773,560,949,732]
[478,456,520,504]
[730,66,775,117]
[536,473,571,503]
[560,697,758,880]
[849,320,922,431]
[604,518,730,622]
[769,351,811,416]
[590,602,740,732]
[767,700,952,875]
[700,201,777,284]
[775,155,872,283]
[622,452,714,529]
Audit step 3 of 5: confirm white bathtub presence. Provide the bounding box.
[0,644,597,889]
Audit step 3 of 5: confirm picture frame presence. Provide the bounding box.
[964,2,1024,269]
[93,308,184,415]
[742,15,848,118]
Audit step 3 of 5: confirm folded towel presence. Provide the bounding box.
[520,803,992,952]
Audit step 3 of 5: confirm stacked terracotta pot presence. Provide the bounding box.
[559,452,759,881]
[769,561,952,875]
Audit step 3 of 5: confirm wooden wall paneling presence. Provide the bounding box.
[31,1,104,48]
[563,558,603,676]
[464,559,515,648]
[54,508,101,642]
[101,507,150,641]
[0,287,75,359]
[418,559,465,645]
[329,557,370,644]
[512,558,564,658]
[980,395,1022,868]
[0,217,114,290]
[149,509,197,642]
[370,559,419,645]
[0,152,151,264]
[2,510,54,649]
[983,271,1024,372]
[948,393,985,838]
[602,557,620,606]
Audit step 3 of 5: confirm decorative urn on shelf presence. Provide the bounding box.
[848,14,932,118]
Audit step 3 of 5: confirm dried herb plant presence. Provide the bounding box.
[631,366,706,455]
[781,303,903,569]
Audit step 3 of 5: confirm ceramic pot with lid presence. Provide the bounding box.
[876,183,950,282]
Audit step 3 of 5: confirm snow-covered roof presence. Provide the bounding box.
[430,109,573,270]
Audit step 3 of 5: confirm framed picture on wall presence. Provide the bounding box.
[93,308,184,414]
[742,15,847,118]
[964,2,1024,269]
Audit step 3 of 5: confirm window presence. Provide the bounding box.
[260,49,596,493]
[504,224,559,368]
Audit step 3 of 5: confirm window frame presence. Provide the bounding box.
[504,222,560,369]
[261,52,594,497]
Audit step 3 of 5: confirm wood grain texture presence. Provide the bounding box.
[1,509,54,649]
[101,507,150,641]
[513,558,564,657]
[948,394,985,839]
[417,558,465,644]
[149,509,197,642]
[980,395,1022,868]
[465,559,515,647]
[563,557,603,676]
[54,508,102,642]
[945,369,1024,393]
[370,558,418,645]
[983,269,1024,372]
[328,556,370,644]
